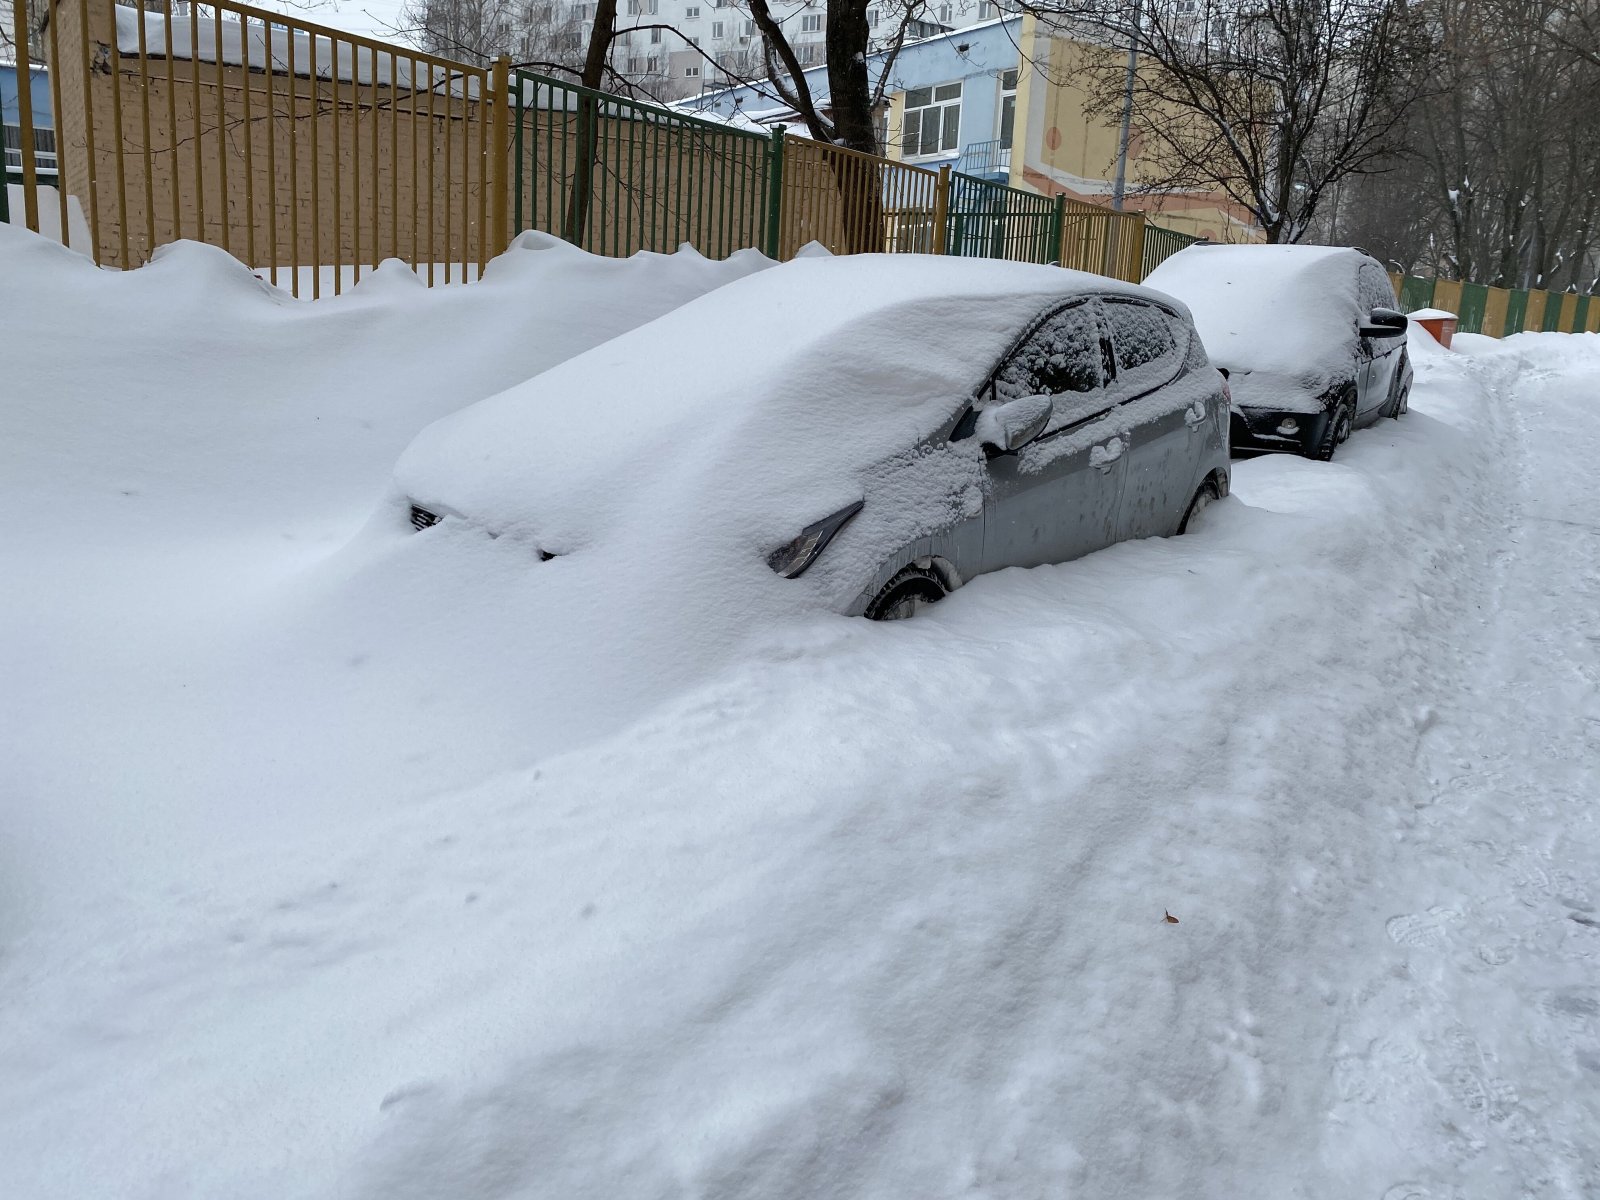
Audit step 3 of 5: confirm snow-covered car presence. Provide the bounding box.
[1143,244,1413,461]
[393,255,1231,620]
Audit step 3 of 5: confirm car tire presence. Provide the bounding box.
[865,565,946,621]
[1386,351,1412,419]
[1312,397,1354,462]
[1178,479,1221,534]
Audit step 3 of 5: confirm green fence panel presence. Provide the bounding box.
[1543,294,1567,332]
[1140,224,1201,279]
[1456,282,1488,334]
[1504,289,1528,334]
[944,172,1056,264]
[1574,294,1591,334]
[1399,275,1435,312]
[508,70,771,259]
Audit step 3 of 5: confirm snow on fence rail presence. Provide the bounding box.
[4,0,1203,292]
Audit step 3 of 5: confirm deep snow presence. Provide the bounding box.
[2,229,1597,1198]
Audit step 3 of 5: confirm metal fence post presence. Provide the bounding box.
[1046,194,1065,266]
[932,164,950,255]
[489,55,511,258]
[764,125,786,259]
[1123,215,1145,281]
[12,0,41,233]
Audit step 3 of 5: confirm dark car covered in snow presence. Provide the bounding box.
[1143,244,1413,461]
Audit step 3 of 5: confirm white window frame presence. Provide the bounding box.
[711,19,724,37]
[683,4,700,15]
[800,13,824,32]
[901,81,962,161]
[684,64,701,76]
[998,69,1018,148]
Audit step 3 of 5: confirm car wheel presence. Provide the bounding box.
[1312,399,1354,462]
[1386,351,1412,419]
[865,565,946,621]
[1178,479,1221,534]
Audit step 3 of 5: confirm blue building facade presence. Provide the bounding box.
[676,17,1022,182]
[2,63,56,181]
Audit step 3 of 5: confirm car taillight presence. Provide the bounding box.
[1218,369,1232,405]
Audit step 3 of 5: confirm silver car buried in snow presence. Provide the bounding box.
[395,255,1231,620]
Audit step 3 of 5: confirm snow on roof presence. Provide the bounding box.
[1408,307,1458,321]
[112,7,472,94]
[1143,243,1372,381]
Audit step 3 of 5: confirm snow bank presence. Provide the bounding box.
[0,223,778,924]
[5,230,1594,1198]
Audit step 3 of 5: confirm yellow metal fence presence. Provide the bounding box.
[3,0,1227,293]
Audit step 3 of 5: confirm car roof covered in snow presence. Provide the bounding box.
[396,254,1169,554]
[1143,243,1376,381]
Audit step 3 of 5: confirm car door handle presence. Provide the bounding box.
[1184,401,1208,428]
[1092,437,1126,472]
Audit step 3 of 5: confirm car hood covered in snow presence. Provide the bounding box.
[393,254,1159,606]
[1144,244,1371,406]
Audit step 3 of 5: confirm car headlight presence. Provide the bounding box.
[766,500,864,579]
[1276,418,1300,436]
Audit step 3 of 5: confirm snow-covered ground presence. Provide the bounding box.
[2,227,1597,1198]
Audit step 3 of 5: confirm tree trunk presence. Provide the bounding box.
[566,0,618,246]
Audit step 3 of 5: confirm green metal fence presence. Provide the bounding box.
[1456,282,1488,334]
[944,171,1057,264]
[1399,276,1436,312]
[508,70,773,260]
[1504,289,1528,334]
[1140,224,1201,279]
[1543,294,1568,332]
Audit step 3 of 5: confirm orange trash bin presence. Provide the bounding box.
[1409,308,1458,348]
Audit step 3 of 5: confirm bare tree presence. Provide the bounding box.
[1323,0,1600,291]
[1020,0,1434,243]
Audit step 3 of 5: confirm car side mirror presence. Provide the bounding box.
[976,394,1053,455]
[1359,307,1408,338]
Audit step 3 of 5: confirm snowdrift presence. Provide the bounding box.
[4,226,1597,1199]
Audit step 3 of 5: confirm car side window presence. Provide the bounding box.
[1357,263,1397,316]
[990,301,1108,430]
[1102,299,1181,394]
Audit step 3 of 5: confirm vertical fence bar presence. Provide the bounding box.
[309,32,320,298]
[932,164,949,255]
[412,58,423,272]
[764,126,784,259]
[266,18,278,289]
[1047,194,1065,266]
[351,36,361,285]
[240,9,256,273]
[78,0,101,257]
[426,63,436,285]
[489,57,509,259]
[387,47,398,263]
[163,0,179,242]
[47,0,68,239]
[212,4,228,260]
[331,35,342,293]
[12,0,40,232]
[442,70,452,280]
[187,0,202,243]
[369,44,379,272]
[136,0,156,258]
[287,21,299,296]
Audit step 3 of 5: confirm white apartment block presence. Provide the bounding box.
[588,0,1005,101]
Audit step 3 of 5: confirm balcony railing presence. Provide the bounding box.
[956,139,1011,180]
